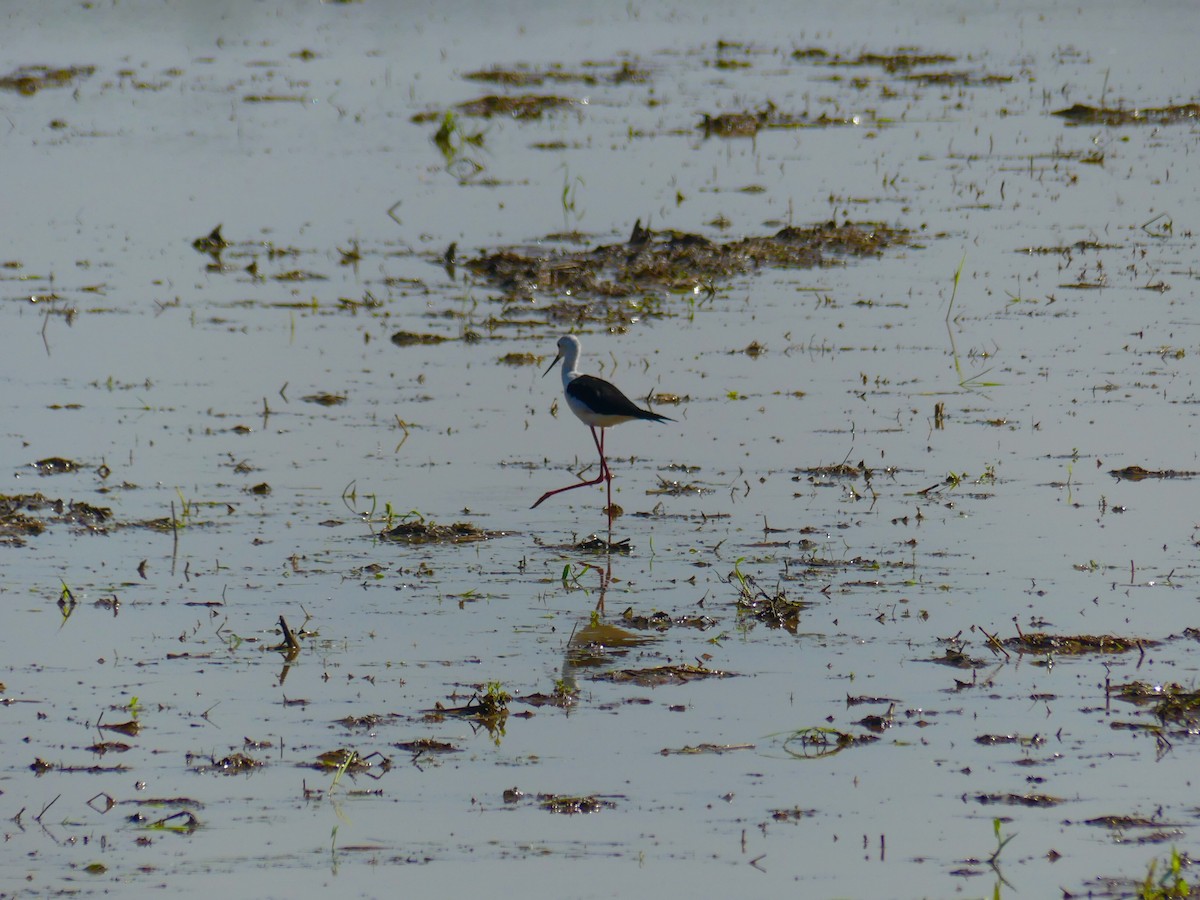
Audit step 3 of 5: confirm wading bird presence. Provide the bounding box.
[531,334,673,512]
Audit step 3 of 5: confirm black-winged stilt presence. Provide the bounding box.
[531,334,673,512]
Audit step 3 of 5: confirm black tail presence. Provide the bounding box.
[636,408,674,423]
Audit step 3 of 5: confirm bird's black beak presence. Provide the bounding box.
[542,352,563,377]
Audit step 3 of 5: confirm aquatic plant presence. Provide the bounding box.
[944,253,999,390]
[988,817,1015,867]
[1141,847,1191,899]
[560,166,584,225]
[432,110,485,182]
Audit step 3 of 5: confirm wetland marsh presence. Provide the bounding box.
[2,1,1200,897]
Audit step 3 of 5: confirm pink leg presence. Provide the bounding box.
[593,427,614,485]
[596,428,614,516]
[530,426,611,509]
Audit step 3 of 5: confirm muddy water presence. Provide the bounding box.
[3,1,1200,897]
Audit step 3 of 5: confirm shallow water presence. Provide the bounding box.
[3,1,1200,897]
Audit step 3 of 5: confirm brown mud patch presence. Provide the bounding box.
[571,535,632,554]
[390,330,452,347]
[970,792,1065,808]
[423,684,511,732]
[191,225,229,255]
[646,475,714,498]
[502,788,618,814]
[378,518,504,545]
[770,807,815,823]
[593,663,735,687]
[463,62,649,87]
[0,492,113,544]
[821,50,957,72]
[901,72,1013,87]
[464,220,909,308]
[1080,815,1184,830]
[920,641,990,669]
[1053,102,1200,126]
[394,738,462,755]
[698,102,863,138]
[733,576,808,633]
[537,793,617,814]
[927,650,991,670]
[789,48,1013,88]
[0,64,95,95]
[1018,239,1121,256]
[619,606,717,631]
[659,743,755,756]
[975,733,1047,747]
[497,351,539,366]
[413,93,577,123]
[797,462,867,479]
[33,456,83,475]
[1109,465,1200,482]
[190,753,266,775]
[301,391,347,406]
[1002,632,1155,656]
[308,749,393,777]
[1113,681,1200,729]
[31,759,129,775]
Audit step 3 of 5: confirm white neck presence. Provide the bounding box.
[559,336,582,388]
